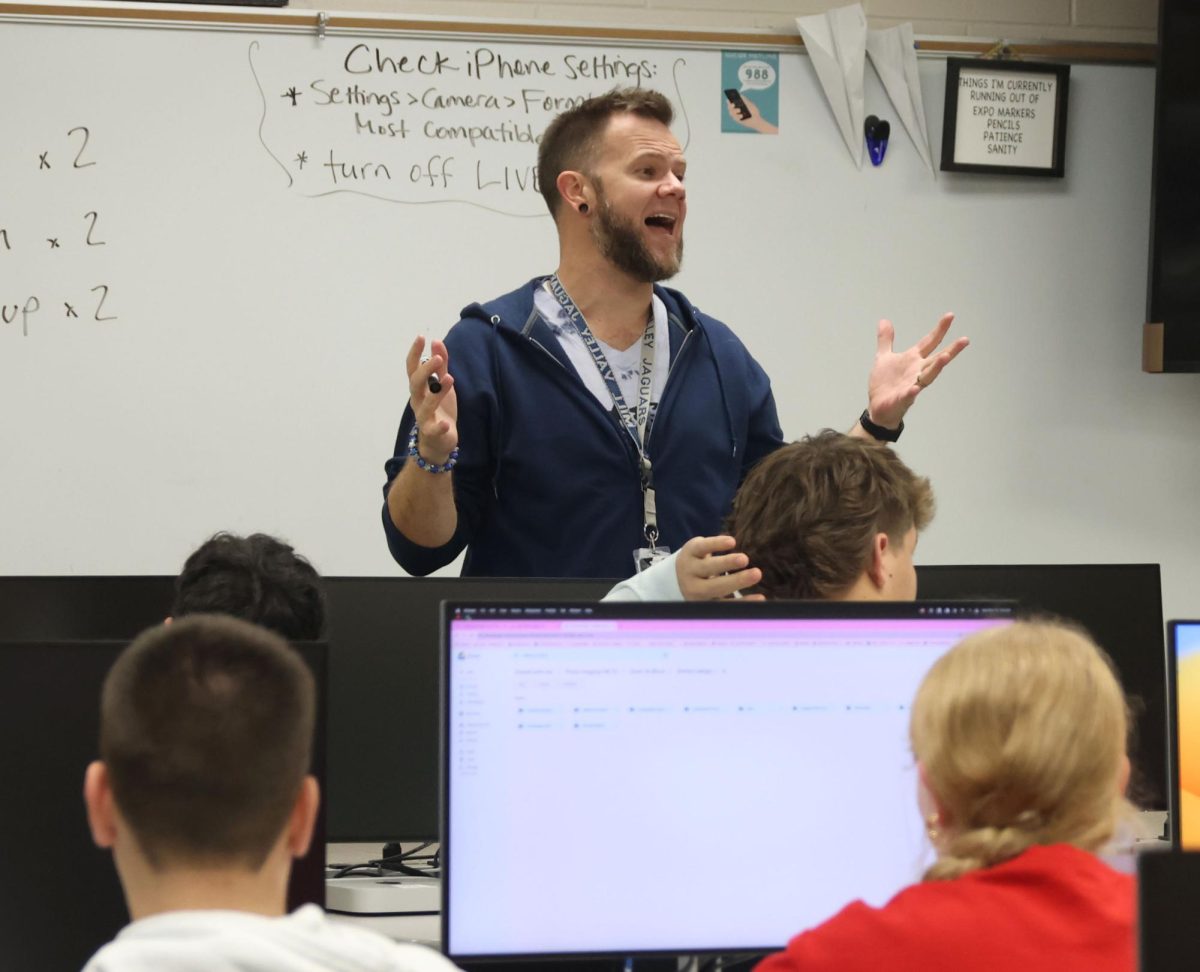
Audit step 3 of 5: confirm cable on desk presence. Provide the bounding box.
[328,840,439,879]
[697,954,771,972]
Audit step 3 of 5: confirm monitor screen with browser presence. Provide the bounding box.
[442,600,1014,962]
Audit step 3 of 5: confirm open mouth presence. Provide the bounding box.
[644,213,678,236]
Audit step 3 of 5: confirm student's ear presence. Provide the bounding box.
[866,531,890,590]
[83,761,118,850]
[287,775,321,859]
[916,761,952,830]
[1118,754,1131,796]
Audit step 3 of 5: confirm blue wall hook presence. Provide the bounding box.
[865,114,891,166]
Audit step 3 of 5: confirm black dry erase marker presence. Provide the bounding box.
[419,354,443,393]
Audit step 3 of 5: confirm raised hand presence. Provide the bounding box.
[406,335,458,464]
[866,313,968,430]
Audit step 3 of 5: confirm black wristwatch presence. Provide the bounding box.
[858,408,903,443]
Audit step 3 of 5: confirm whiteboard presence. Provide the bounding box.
[2,7,1196,623]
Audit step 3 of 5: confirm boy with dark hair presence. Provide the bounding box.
[607,430,934,601]
[82,615,457,971]
[173,532,325,641]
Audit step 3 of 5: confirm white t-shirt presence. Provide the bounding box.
[603,550,684,601]
[532,286,671,425]
[81,905,460,972]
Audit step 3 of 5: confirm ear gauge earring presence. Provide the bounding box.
[579,203,589,214]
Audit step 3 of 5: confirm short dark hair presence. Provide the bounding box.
[537,87,674,217]
[727,431,935,599]
[173,533,325,641]
[100,614,315,870]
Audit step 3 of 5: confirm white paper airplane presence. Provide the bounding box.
[796,3,868,168]
[867,22,935,175]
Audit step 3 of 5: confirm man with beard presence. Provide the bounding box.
[382,88,965,578]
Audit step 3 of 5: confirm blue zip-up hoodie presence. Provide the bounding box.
[382,277,784,578]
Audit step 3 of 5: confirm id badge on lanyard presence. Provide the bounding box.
[632,470,670,573]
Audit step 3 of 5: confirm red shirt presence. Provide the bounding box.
[755,844,1134,972]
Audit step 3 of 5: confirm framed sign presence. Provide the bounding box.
[940,58,1070,177]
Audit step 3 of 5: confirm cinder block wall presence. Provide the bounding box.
[290,0,1158,45]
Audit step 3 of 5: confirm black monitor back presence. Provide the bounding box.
[0,576,175,639]
[322,576,614,839]
[917,564,1166,807]
[0,638,327,972]
[0,564,1165,837]
[1138,851,1200,971]
[0,575,615,841]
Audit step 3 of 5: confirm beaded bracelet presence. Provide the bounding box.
[408,424,459,474]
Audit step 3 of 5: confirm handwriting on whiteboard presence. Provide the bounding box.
[249,40,689,217]
[1,125,118,338]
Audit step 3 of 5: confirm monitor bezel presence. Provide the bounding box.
[1167,619,1198,849]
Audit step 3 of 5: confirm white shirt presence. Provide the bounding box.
[533,286,672,427]
[603,550,685,601]
[81,905,460,972]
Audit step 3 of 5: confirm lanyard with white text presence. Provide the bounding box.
[546,275,661,545]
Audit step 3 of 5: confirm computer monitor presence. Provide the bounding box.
[322,577,614,840]
[0,638,327,971]
[1138,850,1200,972]
[0,576,174,639]
[441,600,1014,962]
[0,574,614,841]
[1168,620,1200,848]
[0,565,1161,837]
[916,564,1166,807]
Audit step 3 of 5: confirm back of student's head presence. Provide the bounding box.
[726,431,934,599]
[911,620,1133,881]
[173,532,325,641]
[99,614,315,870]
